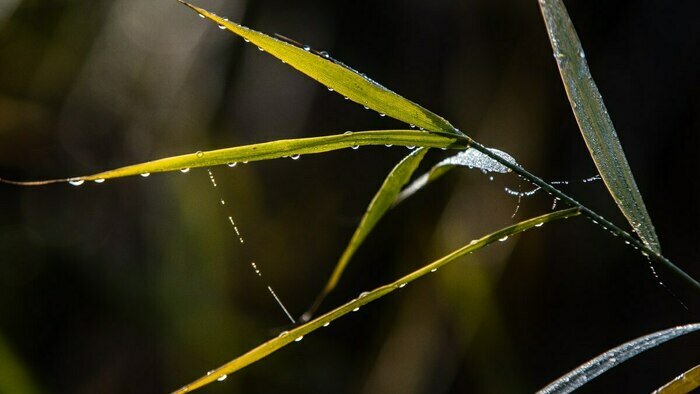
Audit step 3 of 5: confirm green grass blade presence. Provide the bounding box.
[653,364,700,394]
[178,1,463,137]
[0,130,466,185]
[396,147,516,204]
[538,323,700,394]
[172,208,580,393]
[538,0,660,253]
[302,147,429,321]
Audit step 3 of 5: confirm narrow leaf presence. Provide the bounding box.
[538,323,700,394]
[303,147,429,320]
[653,364,700,394]
[538,0,660,252]
[172,208,580,393]
[0,130,466,185]
[179,1,463,137]
[396,147,516,205]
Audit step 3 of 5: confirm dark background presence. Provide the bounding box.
[0,0,698,393]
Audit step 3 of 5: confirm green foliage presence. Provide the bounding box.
[538,0,660,253]
[303,147,429,319]
[174,209,580,393]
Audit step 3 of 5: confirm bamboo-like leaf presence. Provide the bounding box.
[178,1,463,137]
[0,131,466,185]
[396,147,516,205]
[653,364,700,394]
[538,323,700,394]
[303,147,429,320]
[172,208,580,393]
[538,0,660,253]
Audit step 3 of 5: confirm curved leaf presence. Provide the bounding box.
[538,323,700,394]
[172,208,580,393]
[303,147,429,320]
[0,130,466,185]
[396,147,516,205]
[538,0,660,253]
[178,1,463,137]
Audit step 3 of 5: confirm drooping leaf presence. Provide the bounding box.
[0,130,466,185]
[303,147,429,320]
[178,1,464,137]
[172,208,580,393]
[537,323,700,394]
[653,364,700,394]
[396,147,516,205]
[538,0,660,253]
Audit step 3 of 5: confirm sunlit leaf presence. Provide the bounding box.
[303,147,429,320]
[179,1,463,137]
[538,323,700,394]
[395,147,516,205]
[653,364,700,394]
[0,130,466,185]
[538,0,660,253]
[172,208,580,393]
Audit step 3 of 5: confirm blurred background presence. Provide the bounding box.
[0,0,698,393]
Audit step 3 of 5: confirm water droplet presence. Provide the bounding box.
[220,199,226,205]
[218,25,226,30]
[406,146,415,150]
[327,87,334,92]
[430,268,437,272]
[243,38,250,43]
[258,47,264,52]
[180,168,190,173]
[343,131,352,135]
[290,154,301,160]
[323,322,330,327]
[409,124,416,128]
[303,44,311,51]
[140,172,150,177]
[363,106,369,110]
[535,222,544,227]
[384,144,393,147]
[207,370,214,375]
[217,375,227,382]
[198,13,205,18]
[69,179,84,186]
[358,291,370,298]
[488,175,494,181]
[319,51,330,58]
[294,336,304,342]
[379,113,386,117]
[278,331,289,338]
[351,145,359,150]
[578,50,586,59]
[343,96,349,100]
[196,151,204,158]
[498,236,509,242]
[242,161,249,164]
[94,178,105,183]
[399,283,407,288]
[352,307,360,312]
